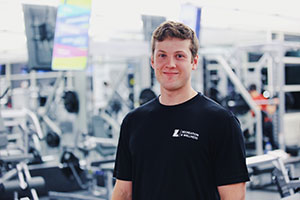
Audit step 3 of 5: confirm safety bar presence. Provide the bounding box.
[1,108,44,140]
[0,176,45,193]
[84,136,118,147]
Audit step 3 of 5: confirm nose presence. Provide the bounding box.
[166,57,176,68]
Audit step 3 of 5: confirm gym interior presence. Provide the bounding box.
[1,0,300,199]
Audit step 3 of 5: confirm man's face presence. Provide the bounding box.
[151,37,198,93]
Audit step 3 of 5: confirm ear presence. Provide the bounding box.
[192,55,199,70]
[151,55,155,69]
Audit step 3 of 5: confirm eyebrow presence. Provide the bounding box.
[174,51,187,54]
[156,50,188,54]
[156,50,166,53]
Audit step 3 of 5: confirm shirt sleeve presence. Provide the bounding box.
[113,115,132,181]
[213,114,250,186]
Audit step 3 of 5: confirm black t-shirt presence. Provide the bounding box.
[113,93,249,200]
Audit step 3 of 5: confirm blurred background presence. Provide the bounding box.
[0,0,300,199]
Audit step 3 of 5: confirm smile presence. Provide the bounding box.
[163,71,179,75]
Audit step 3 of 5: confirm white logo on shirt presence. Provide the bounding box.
[172,129,180,137]
[172,129,199,140]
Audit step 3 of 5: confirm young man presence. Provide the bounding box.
[112,21,249,200]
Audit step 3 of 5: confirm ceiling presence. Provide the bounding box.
[1,0,300,64]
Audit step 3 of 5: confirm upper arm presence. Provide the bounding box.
[217,182,246,200]
[112,179,132,200]
[213,115,249,186]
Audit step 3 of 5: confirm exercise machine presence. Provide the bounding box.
[247,150,300,199]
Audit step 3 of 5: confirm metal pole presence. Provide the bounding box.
[275,46,286,151]
[74,71,88,145]
[267,53,274,97]
[5,63,12,96]
[29,70,39,111]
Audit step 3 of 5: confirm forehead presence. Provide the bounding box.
[154,38,191,53]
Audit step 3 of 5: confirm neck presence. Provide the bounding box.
[159,87,198,106]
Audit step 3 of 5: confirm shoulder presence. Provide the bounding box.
[200,94,235,120]
[199,97,243,142]
[123,97,158,122]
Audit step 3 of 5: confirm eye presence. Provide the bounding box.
[158,54,166,58]
[176,54,184,59]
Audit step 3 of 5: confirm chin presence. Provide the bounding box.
[161,84,182,91]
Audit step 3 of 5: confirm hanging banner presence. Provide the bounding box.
[52,0,92,70]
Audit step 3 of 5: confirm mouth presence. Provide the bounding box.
[163,71,179,75]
